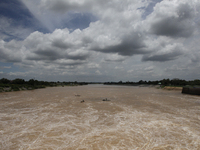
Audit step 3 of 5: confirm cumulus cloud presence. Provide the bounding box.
[92,32,147,56]
[104,54,127,62]
[0,28,91,71]
[0,40,22,62]
[24,29,90,62]
[142,42,185,62]
[1,0,200,81]
[144,66,154,71]
[87,63,100,69]
[146,0,198,38]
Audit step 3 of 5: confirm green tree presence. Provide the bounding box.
[12,78,25,84]
[0,78,10,84]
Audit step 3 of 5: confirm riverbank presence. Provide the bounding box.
[162,86,183,91]
[0,82,87,92]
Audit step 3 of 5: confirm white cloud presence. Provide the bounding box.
[145,0,199,38]
[1,0,200,81]
[104,54,126,62]
[88,63,100,69]
[142,42,185,62]
[144,66,154,71]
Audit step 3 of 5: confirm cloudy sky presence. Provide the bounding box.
[0,0,200,82]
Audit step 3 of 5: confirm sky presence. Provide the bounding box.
[0,0,200,82]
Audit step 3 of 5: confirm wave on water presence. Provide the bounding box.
[0,86,200,149]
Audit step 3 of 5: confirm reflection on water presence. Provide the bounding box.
[0,85,200,149]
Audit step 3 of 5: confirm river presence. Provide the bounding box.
[0,85,200,149]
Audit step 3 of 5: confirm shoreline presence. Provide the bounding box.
[162,86,183,91]
[0,84,85,93]
[0,84,183,93]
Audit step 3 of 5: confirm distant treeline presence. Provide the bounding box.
[104,79,200,87]
[1,78,200,92]
[0,78,88,92]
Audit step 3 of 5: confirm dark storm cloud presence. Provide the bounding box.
[142,49,183,62]
[56,60,86,66]
[27,48,89,62]
[34,49,62,61]
[93,34,147,56]
[104,57,125,62]
[52,39,71,49]
[150,3,195,38]
[67,53,89,60]
[151,18,193,37]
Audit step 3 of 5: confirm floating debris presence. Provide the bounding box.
[102,98,110,101]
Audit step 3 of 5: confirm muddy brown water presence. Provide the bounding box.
[0,85,200,150]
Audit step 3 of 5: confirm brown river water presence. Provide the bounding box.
[0,85,200,150]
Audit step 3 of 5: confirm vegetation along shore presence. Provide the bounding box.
[0,78,88,92]
[1,78,200,95]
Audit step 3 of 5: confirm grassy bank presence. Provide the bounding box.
[0,78,88,92]
[0,84,46,92]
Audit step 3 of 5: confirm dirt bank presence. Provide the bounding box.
[163,86,183,91]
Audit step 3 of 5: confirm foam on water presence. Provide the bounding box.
[0,85,200,149]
